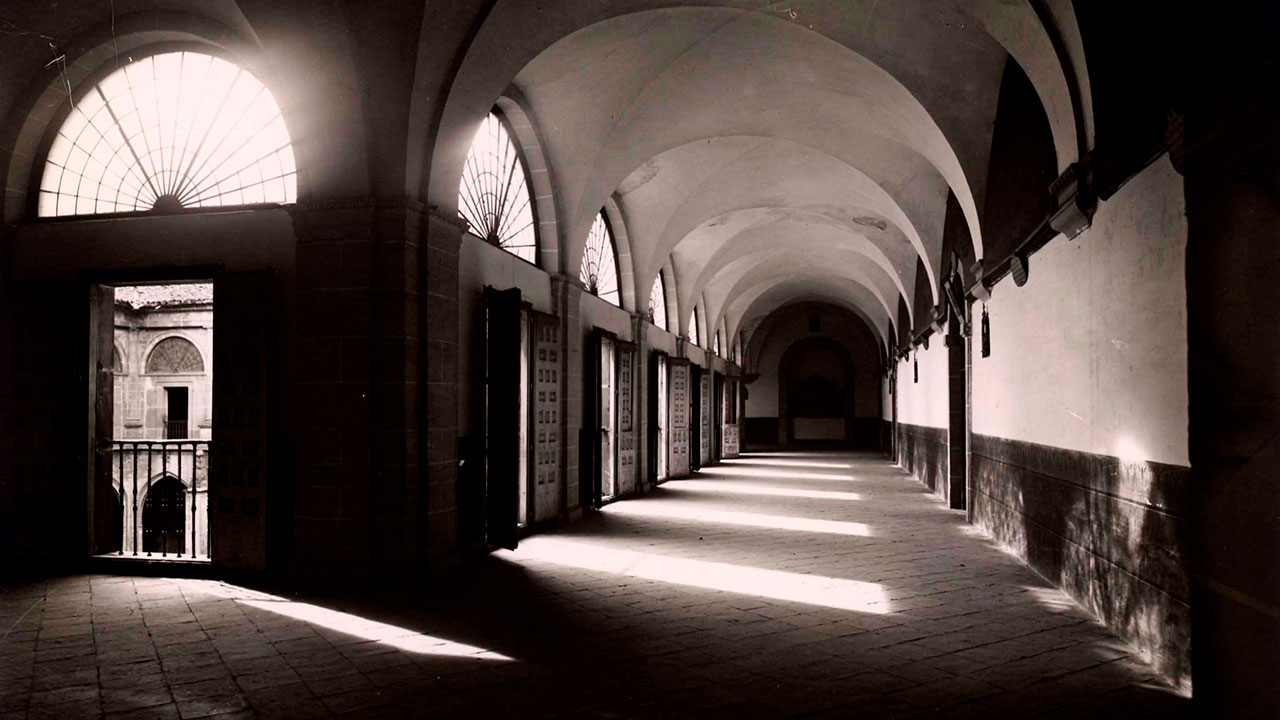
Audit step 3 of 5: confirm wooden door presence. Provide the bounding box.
[485,287,521,550]
[669,359,691,478]
[89,284,116,555]
[210,271,272,571]
[532,311,560,522]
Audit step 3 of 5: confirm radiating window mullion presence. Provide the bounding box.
[178,74,265,204]
[170,59,240,204]
[170,54,209,200]
[178,83,272,204]
[115,63,164,202]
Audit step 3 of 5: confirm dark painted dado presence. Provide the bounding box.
[971,433,1191,686]
[895,423,948,494]
[849,418,880,449]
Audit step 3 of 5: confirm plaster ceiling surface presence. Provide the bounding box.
[678,210,914,305]
[693,233,907,336]
[746,301,881,373]
[737,286,893,360]
[618,136,927,307]
[514,8,988,273]
[724,271,896,352]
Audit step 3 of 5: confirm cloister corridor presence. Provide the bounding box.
[0,453,1189,719]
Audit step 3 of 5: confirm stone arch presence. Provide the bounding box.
[658,255,679,335]
[602,194,636,312]
[777,336,857,448]
[494,88,561,272]
[140,474,187,555]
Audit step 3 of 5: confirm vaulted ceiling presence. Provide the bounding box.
[431,0,1088,355]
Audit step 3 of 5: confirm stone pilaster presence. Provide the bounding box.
[630,312,649,494]
[1185,3,1280,712]
[423,206,463,570]
[946,312,966,510]
[289,197,425,579]
[552,275,584,520]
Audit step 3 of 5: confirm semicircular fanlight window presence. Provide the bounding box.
[648,273,667,330]
[579,212,619,307]
[458,112,537,263]
[146,337,204,374]
[715,329,723,356]
[38,51,296,217]
[689,311,700,347]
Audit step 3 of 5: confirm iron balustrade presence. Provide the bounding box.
[110,440,210,559]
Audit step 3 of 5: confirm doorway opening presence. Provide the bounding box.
[656,355,668,482]
[91,281,213,560]
[164,387,189,438]
[518,306,532,527]
[599,335,617,501]
[142,476,187,555]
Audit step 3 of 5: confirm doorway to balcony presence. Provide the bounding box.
[90,281,213,562]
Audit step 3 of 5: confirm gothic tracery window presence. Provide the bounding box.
[648,273,667,330]
[39,51,296,217]
[579,212,619,306]
[458,112,537,263]
[146,337,204,374]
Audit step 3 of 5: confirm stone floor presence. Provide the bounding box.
[0,452,1190,719]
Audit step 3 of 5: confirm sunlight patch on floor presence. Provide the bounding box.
[239,599,515,660]
[504,538,892,614]
[173,579,513,661]
[603,500,872,536]
[698,466,857,481]
[666,480,862,501]
[724,457,854,469]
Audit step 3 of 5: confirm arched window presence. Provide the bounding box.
[39,51,295,217]
[146,337,204,374]
[458,112,537,263]
[714,329,723,357]
[648,273,667,330]
[579,212,619,306]
[689,311,700,346]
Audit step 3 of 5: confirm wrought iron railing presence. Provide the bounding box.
[164,420,189,439]
[110,440,210,559]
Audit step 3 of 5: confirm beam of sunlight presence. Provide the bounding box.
[504,538,891,614]
[668,480,862,501]
[239,599,515,660]
[724,458,853,469]
[1020,585,1078,612]
[603,501,873,537]
[698,466,856,482]
[171,580,512,661]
